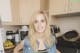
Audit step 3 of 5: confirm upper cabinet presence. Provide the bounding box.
[49,0,69,15]
[69,0,80,13]
[2,0,48,25]
[0,0,12,22]
[19,0,40,25]
[49,0,80,15]
[19,0,48,25]
[2,0,20,25]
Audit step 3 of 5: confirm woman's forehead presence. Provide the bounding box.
[35,14,45,20]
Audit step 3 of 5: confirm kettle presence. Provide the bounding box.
[19,25,28,40]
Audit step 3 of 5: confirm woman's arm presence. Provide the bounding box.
[14,41,24,53]
[56,49,61,53]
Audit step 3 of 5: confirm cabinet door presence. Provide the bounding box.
[2,0,20,25]
[19,0,40,25]
[49,0,69,15]
[69,0,80,13]
[0,0,12,22]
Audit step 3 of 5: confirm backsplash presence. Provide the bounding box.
[3,25,21,32]
[56,16,80,35]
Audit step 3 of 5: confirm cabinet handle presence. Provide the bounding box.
[64,3,66,12]
[69,1,72,12]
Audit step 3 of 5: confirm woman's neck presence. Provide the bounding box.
[36,32,44,39]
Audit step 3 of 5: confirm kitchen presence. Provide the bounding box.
[0,0,80,53]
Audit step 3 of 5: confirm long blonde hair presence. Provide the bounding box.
[28,11,54,52]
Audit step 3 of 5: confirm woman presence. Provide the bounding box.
[14,11,61,53]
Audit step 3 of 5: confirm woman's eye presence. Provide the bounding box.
[34,20,37,23]
[41,20,45,22]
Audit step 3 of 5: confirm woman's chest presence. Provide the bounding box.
[23,45,56,53]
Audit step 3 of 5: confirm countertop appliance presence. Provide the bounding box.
[6,31,15,44]
[19,25,28,40]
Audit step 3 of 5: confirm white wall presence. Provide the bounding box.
[3,25,21,32]
[56,16,80,35]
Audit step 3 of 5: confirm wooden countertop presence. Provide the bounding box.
[4,48,14,53]
[4,48,22,53]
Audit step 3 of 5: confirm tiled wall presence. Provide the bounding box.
[56,16,80,35]
[3,25,21,32]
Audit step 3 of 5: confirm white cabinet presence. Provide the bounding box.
[2,0,20,25]
[49,0,80,15]
[49,0,68,15]
[0,0,12,22]
[2,0,48,25]
[69,0,80,13]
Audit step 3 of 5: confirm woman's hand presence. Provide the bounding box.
[13,41,24,53]
[13,50,18,53]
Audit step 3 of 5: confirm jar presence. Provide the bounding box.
[14,30,20,45]
[6,31,15,44]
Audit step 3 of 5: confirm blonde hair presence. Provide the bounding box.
[27,11,54,52]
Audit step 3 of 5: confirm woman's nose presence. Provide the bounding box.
[38,22,41,26]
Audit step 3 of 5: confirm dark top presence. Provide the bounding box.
[37,49,48,53]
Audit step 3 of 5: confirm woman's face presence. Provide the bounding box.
[34,14,46,33]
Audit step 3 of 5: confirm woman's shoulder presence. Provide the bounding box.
[23,37,30,46]
[51,35,55,40]
[50,35,56,44]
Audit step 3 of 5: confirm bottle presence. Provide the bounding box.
[57,27,60,33]
[14,30,20,46]
[56,27,61,37]
[54,26,58,33]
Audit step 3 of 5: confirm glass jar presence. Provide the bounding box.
[6,31,15,44]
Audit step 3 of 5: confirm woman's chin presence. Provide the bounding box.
[37,30,44,33]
